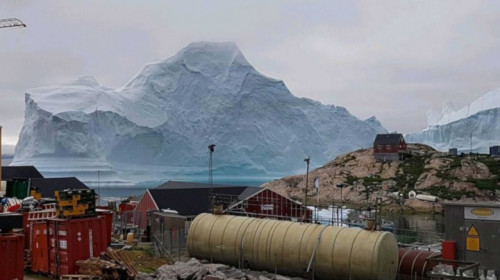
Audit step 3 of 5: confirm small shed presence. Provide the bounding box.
[489,146,500,157]
[1,166,44,199]
[444,202,500,273]
[448,148,458,156]
[373,133,407,161]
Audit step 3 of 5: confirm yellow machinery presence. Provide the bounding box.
[187,213,398,280]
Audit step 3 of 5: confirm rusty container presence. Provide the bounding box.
[398,248,442,280]
[0,233,25,280]
[97,209,113,245]
[22,211,31,250]
[31,221,50,273]
[48,216,107,276]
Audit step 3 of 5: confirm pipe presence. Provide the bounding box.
[187,214,398,280]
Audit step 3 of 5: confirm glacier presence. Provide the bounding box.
[407,87,500,153]
[12,42,386,186]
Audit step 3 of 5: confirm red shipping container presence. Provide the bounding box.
[31,221,50,273]
[97,209,113,245]
[442,240,456,260]
[22,211,31,250]
[48,216,107,276]
[0,233,25,280]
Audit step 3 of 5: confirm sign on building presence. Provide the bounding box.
[464,207,500,221]
[260,204,273,211]
[466,225,480,252]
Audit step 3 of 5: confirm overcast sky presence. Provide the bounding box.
[1,1,500,147]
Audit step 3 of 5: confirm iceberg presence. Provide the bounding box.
[407,88,500,153]
[12,42,386,186]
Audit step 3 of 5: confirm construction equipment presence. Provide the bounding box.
[0,18,26,29]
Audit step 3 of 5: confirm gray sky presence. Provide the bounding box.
[1,1,500,146]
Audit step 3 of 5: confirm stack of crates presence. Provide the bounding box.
[55,189,96,219]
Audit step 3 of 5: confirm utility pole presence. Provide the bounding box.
[208,144,216,206]
[336,183,346,225]
[304,156,310,222]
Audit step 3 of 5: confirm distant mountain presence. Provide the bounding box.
[12,42,386,185]
[407,88,500,153]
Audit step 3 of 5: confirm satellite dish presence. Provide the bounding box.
[408,191,417,199]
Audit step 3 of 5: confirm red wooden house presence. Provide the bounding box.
[227,188,312,222]
[373,133,407,161]
[134,181,312,230]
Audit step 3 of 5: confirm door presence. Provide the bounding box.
[464,220,500,271]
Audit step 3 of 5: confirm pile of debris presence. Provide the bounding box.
[137,258,301,280]
[76,248,138,280]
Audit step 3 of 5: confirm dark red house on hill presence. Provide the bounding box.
[373,133,407,161]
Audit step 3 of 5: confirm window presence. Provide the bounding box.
[386,145,392,149]
[377,145,383,150]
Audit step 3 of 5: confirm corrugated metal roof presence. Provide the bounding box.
[2,166,43,180]
[373,133,404,146]
[30,177,89,198]
[148,181,259,217]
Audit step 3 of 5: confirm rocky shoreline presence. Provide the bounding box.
[261,144,500,213]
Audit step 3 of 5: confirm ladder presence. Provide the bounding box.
[27,209,57,221]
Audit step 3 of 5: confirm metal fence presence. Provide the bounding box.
[149,212,188,259]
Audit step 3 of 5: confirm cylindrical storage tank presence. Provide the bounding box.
[187,214,398,280]
[398,248,441,280]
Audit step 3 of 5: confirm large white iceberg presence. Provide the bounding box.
[12,42,386,185]
[407,87,500,153]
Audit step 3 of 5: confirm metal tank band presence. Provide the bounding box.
[187,213,398,280]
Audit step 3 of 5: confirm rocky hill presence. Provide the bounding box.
[261,144,500,213]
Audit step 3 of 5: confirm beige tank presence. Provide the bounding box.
[187,213,398,280]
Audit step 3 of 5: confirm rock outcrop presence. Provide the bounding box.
[261,144,500,213]
[138,258,301,280]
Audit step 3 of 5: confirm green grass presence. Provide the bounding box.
[345,175,356,185]
[467,178,499,191]
[450,157,462,168]
[393,155,430,191]
[361,175,384,187]
[478,157,500,177]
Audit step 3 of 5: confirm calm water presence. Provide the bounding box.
[94,177,271,202]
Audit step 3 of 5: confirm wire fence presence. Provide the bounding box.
[149,212,188,259]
